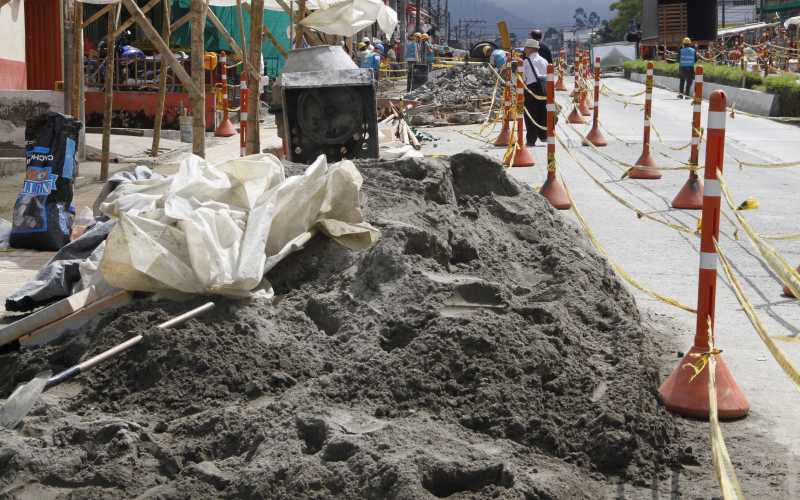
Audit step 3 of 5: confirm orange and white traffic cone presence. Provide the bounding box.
[541,63,570,209]
[629,61,662,179]
[494,65,513,147]
[672,66,704,209]
[555,49,567,92]
[507,59,535,167]
[214,51,237,137]
[583,56,607,147]
[239,81,248,157]
[659,90,750,420]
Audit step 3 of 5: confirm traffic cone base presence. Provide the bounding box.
[215,118,237,137]
[512,143,535,167]
[555,77,567,92]
[658,345,750,419]
[540,176,570,210]
[579,96,592,116]
[583,125,607,147]
[672,176,704,209]
[629,149,662,179]
[494,119,511,147]
[567,106,586,124]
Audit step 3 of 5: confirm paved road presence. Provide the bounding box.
[420,76,800,473]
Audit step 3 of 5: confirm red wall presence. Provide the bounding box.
[25,0,62,90]
[85,91,216,131]
[0,58,26,89]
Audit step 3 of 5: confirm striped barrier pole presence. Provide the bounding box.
[494,64,512,147]
[540,64,570,209]
[507,58,535,167]
[672,65,705,209]
[555,48,567,91]
[583,56,607,147]
[239,80,248,157]
[629,61,662,179]
[586,52,595,110]
[578,53,592,117]
[567,54,587,124]
[214,51,236,137]
[659,90,750,420]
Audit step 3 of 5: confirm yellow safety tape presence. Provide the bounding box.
[555,134,697,235]
[760,233,800,241]
[718,174,800,299]
[716,241,800,390]
[522,105,549,132]
[562,176,697,313]
[702,318,746,500]
[601,84,646,98]
[737,159,800,169]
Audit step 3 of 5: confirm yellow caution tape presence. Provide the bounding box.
[718,174,800,299]
[601,84,646,98]
[715,240,800,391]
[737,159,800,169]
[562,176,697,313]
[759,233,800,241]
[736,197,760,210]
[703,318,746,500]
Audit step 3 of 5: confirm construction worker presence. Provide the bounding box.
[678,37,697,99]
[357,42,373,70]
[483,45,507,69]
[522,39,548,147]
[529,29,553,64]
[404,33,420,91]
[421,34,434,71]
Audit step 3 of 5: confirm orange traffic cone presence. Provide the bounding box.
[494,109,512,147]
[508,60,535,168]
[672,172,703,209]
[567,105,586,124]
[579,91,591,116]
[583,58,607,147]
[628,62,662,179]
[672,66,704,209]
[214,52,237,138]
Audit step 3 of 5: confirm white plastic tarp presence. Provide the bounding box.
[98,154,379,296]
[300,0,397,36]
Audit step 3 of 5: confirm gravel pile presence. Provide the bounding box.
[405,65,497,105]
[1,153,699,498]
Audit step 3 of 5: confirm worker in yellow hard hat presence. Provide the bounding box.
[678,36,697,99]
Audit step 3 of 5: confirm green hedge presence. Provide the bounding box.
[623,60,763,89]
[764,74,800,117]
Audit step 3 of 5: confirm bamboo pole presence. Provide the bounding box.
[236,0,249,129]
[82,3,114,29]
[246,0,264,155]
[294,0,305,49]
[190,0,207,157]
[242,3,288,60]
[152,0,172,158]
[100,3,120,181]
[72,0,83,178]
[113,0,162,38]
[171,12,191,31]
[207,6,262,79]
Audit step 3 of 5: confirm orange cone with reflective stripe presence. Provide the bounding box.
[214,52,237,137]
[629,62,662,179]
[541,64,569,209]
[507,59,535,167]
[494,66,513,146]
[555,49,567,92]
[658,90,749,420]
[583,57,607,147]
[672,66,705,209]
[239,81,248,157]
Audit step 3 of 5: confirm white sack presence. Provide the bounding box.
[98,153,379,296]
[300,0,397,37]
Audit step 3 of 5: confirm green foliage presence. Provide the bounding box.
[764,74,800,116]
[623,61,800,116]
[623,60,763,89]
[608,0,642,41]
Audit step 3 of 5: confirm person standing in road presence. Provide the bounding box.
[404,33,420,91]
[679,37,697,99]
[522,39,548,147]
[530,29,553,64]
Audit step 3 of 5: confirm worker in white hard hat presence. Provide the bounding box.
[522,39,548,147]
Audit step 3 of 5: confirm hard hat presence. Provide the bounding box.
[683,37,692,44]
[357,42,366,50]
[421,34,429,40]
[737,197,760,210]
[413,32,422,39]
[483,46,492,55]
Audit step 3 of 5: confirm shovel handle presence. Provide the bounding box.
[44,302,215,389]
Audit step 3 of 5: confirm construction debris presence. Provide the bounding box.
[0,153,693,497]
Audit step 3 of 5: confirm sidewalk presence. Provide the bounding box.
[0,124,281,318]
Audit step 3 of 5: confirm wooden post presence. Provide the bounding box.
[152,0,171,158]
[190,0,207,157]
[100,4,119,181]
[72,0,83,177]
[247,0,264,155]
[294,0,305,49]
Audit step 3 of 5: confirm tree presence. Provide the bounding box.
[608,0,642,42]
[588,11,601,29]
[574,8,588,29]
[544,27,559,39]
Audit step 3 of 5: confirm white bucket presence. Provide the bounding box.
[179,115,192,143]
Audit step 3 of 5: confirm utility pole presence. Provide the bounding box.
[415,0,421,33]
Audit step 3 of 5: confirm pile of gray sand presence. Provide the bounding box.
[2,152,693,498]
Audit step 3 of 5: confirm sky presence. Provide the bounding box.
[448,0,614,28]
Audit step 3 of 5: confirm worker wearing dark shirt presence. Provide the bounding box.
[530,29,553,64]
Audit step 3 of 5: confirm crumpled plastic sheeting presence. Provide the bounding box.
[98,153,379,296]
[300,0,398,37]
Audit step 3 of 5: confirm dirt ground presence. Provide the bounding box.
[0,153,794,499]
